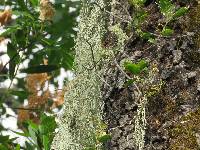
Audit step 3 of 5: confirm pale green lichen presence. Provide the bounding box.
[134,95,147,150]
[51,0,109,149]
[133,63,162,150]
[109,24,128,53]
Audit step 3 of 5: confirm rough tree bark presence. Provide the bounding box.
[52,0,200,150]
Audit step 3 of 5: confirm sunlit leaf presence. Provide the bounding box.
[39,114,57,136]
[140,32,154,40]
[97,134,112,143]
[161,27,174,36]
[42,135,50,150]
[173,7,189,19]
[28,122,38,145]
[15,144,20,150]
[124,60,148,75]
[158,0,175,20]
[30,0,39,7]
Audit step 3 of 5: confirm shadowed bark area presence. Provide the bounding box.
[102,0,200,149]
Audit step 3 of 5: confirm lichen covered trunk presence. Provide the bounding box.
[51,1,109,149]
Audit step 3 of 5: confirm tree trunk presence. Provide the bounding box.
[52,0,200,150]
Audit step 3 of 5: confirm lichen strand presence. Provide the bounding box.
[51,1,109,149]
[169,108,200,149]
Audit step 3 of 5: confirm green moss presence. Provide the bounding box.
[169,107,200,149]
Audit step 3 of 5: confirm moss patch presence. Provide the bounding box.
[169,107,200,149]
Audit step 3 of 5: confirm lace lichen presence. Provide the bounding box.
[51,0,110,149]
[133,62,162,150]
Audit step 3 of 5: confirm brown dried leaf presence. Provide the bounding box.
[0,9,12,26]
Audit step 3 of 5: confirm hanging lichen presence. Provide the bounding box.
[51,0,110,149]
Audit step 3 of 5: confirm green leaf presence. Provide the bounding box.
[0,135,10,143]
[25,141,35,150]
[7,42,19,79]
[140,32,154,40]
[0,105,6,115]
[148,38,156,44]
[133,10,148,28]
[28,123,38,145]
[0,26,21,37]
[21,65,59,73]
[124,60,148,75]
[28,121,39,130]
[161,27,174,36]
[42,135,50,150]
[39,114,57,136]
[11,130,29,138]
[62,53,74,70]
[124,79,135,87]
[9,90,29,99]
[173,7,189,19]
[15,144,20,150]
[38,114,57,148]
[9,61,16,80]
[131,0,147,6]
[16,0,28,11]
[0,144,8,150]
[158,0,175,20]
[84,148,95,150]
[30,0,39,7]
[12,11,35,20]
[97,134,112,143]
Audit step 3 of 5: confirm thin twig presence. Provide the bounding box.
[114,59,131,79]
[0,52,19,73]
[114,1,132,21]
[5,106,40,111]
[105,10,130,23]
[8,62,20,89]
[96,73,110,87]
[85,39,97,69]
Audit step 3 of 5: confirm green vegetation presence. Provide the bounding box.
[124,59,148,75]
[130,0,189,40]
[0,0,80,149]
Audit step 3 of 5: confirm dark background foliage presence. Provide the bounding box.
[0,0,80,149]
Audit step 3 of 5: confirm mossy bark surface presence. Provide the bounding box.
[103,1,200,150]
